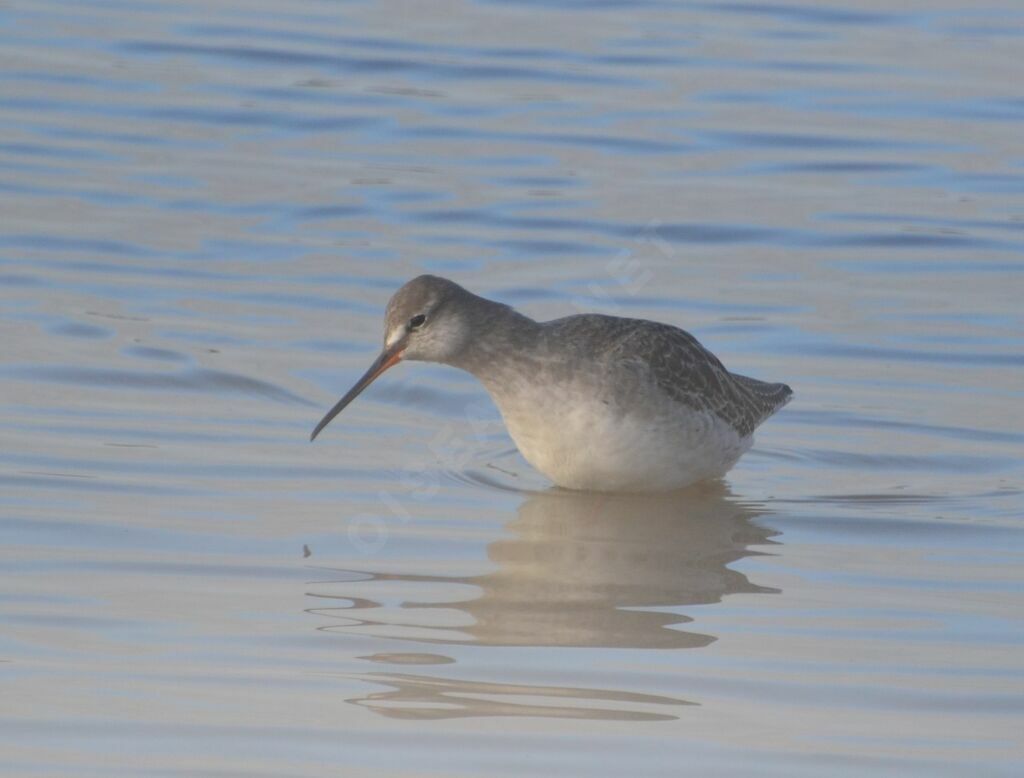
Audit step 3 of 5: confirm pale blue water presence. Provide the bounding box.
[2,0,1024,775]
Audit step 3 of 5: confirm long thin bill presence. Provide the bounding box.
[310,345,404,441]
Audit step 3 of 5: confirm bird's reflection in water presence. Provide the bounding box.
[309,482,779,720]
[345,671,691,721]
[461,483,778,649]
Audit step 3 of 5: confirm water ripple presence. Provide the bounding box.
[5,365,313,405]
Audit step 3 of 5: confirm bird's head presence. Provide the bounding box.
[310,275,474,441]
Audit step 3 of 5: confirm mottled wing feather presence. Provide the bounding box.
[731,373,793,419]
[560,316,791,438]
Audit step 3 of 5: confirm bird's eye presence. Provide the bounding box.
[408,314,426,330]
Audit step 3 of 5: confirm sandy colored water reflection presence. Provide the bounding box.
[346,672,692,722]
[310,484,776,650]
[307,485,777,720]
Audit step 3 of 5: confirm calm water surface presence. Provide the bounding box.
[2,0,1024,775]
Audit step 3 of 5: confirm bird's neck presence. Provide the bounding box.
[445,298,544,384]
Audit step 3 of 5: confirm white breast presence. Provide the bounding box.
[488,379,751,493]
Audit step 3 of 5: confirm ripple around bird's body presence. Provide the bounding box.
[2,0,1024,775]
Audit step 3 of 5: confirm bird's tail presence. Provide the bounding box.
[732,373,793,422]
